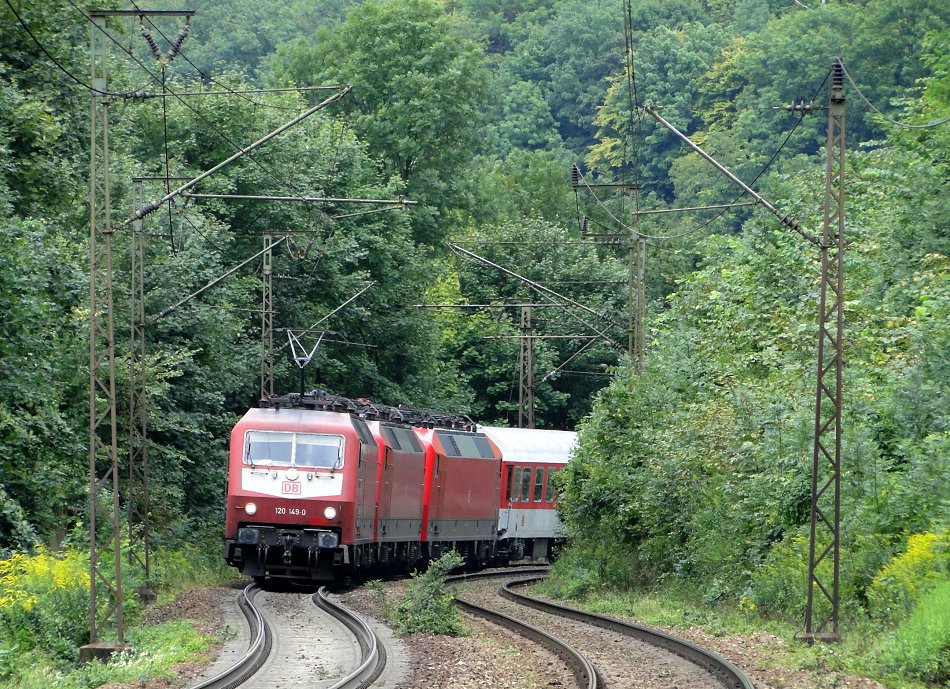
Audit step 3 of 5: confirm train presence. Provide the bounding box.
[223,390,577,581]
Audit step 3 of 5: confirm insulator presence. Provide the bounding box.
[570,163,580,188]
[580,215,589,234]
[165,24,191,63]
[140,23,162,61]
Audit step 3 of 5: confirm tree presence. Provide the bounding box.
[269,0,489,244]
[587,22,729,200]
[146,0,352,79]
[0,0,95,217]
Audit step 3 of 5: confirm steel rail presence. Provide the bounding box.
[503,577,756,689]
[314,586,387,689]
[447,570,600,689]
[186,584,270,689]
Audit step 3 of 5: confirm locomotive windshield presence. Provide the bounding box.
[244,431,343,469]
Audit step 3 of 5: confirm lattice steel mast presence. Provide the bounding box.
[518,306,535,428]
[644,59,847,640]
[128,178,151,601]
[803,59,846,642]
[87,11,122,649]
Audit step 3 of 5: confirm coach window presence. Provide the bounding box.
[533,469,544,502]
[546,468,557,502]
[520,467,532,502]
[505,466,514,501]
[512,468,522,502]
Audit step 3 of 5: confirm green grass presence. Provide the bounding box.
[0,618,219,689]
[876,580,950,685]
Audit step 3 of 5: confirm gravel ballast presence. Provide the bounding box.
[122,579,889,689]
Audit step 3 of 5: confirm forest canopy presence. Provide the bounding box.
[0,4,946,677]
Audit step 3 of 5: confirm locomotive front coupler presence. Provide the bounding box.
[281,531,299,564]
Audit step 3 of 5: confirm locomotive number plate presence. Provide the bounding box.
[282,481,301,494]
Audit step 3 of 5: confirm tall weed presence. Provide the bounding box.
[746,532,810,618]
[0,548,89,659]
[152,542,238,591]
[867,531,948,623]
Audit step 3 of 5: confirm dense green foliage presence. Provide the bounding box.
[384,550,467,636]
[0,0,947,684]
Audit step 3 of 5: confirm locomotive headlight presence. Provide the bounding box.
[323,506,337,520]
[244,502,257,515]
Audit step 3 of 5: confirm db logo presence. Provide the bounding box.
[282,482,301,495]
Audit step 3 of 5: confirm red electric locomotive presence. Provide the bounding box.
[223,400,378,580]
[367,419,426,569]
[413,426,501,565]
[223,390,576,582]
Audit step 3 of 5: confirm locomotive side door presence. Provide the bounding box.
[352,420,377,543]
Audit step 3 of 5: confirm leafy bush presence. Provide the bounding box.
[0,549,89,659]
[878,579,950,684]
[152,541,239,591]
[544,540,639,600]
[388,551,466,636]
[867,531,949,623]
[745,532,810,619]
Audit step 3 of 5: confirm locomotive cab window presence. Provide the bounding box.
[244,431,343,469]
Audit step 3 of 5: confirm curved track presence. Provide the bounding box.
[504,577,755,689]
[187,584,384,689]
[188,584,270,689]
[449,570,755,689]
[448,569,599,689]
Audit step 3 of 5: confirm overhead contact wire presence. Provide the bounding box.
[838,59,950,129]
[130,0,305,113]
[3,0,141,97]
[64,0,347,228]
[582,67,834,242]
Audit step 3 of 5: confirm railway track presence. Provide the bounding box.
[448,569,598,689]
[188,583,384,689]
[185,568,753,689]
[449,570,755,689]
